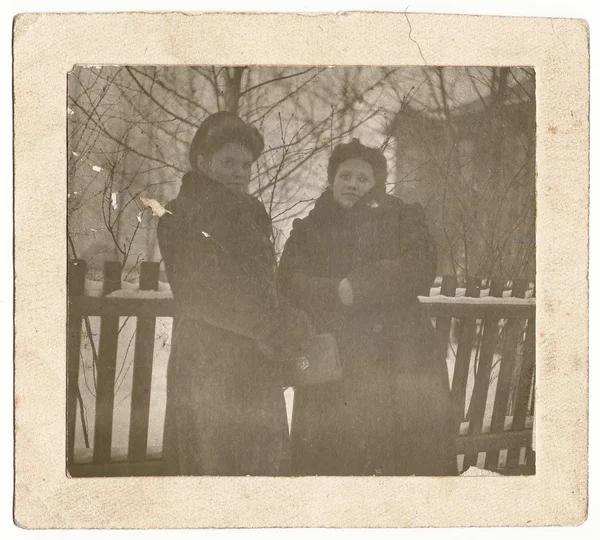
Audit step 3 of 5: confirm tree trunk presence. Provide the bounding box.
[225,67,245,114]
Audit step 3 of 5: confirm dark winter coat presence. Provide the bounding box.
[157,171,312,476]
[278,187,457,476]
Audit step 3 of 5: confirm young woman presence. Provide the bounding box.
[278,139,457,476]
[158,112,314,475]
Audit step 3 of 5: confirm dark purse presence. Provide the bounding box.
[284,333,342,387]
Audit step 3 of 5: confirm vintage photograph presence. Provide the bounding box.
[66,65,536,478]
[13,10,590,528]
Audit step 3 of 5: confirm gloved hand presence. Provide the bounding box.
[338,277,354,306]
[257,297,316,362]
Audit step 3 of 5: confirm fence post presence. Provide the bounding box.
[435,275,457,389]
[506,312,536,470]
[525,375,536,473]
[508,278,530,415]
[67,259,86,469]
[462,277,502,469]
[440,276,457,298]
[128,261,160,463]
[93,261,122,465]
[512,278,529,299]
[451,276,482,439]
[484,278,527,471]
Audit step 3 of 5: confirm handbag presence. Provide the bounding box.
[284,333,342,387]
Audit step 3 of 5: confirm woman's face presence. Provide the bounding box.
[198,141,253,193]
[332,158,376,209]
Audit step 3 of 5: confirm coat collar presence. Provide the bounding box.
[177,170,272,235]
[178,170,253,205]
[308,185,388,226]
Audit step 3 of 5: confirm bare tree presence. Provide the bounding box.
[69,65,406,270]
[69,65,535,282]
[390,67,535,284]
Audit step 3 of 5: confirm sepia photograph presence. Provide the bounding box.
[66,64,536,478]
[13,11,589,529]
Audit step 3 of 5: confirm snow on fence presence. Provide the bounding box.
[67,260,535,477]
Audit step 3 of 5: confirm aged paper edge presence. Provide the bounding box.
[13,12,589,529]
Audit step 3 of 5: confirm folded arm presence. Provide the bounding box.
[158,206,312,360]
[347,203,437,305]
[277,220,342,314]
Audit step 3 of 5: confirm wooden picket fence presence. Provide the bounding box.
[67,260,535,477]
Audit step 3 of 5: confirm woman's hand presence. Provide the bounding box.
[338,278,354,306]
[257,299,317,362]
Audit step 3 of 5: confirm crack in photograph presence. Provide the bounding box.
[66,65,536,478]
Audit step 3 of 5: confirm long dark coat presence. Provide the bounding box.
[278,187,457,476]
[157,171,311,476]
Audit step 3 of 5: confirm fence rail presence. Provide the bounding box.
[67,259,536,477]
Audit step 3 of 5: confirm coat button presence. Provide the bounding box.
[373,324,383,334]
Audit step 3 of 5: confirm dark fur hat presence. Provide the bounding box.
[189,111,264,170]
[327,138,387,186]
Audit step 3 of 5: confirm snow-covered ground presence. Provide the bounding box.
[74,313,295,461]
[75,316,171,455]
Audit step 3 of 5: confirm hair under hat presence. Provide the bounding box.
[189,111,265,170]
[327,138,387,187]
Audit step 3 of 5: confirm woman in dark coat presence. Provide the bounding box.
[157,112,313,476]
[278,139,457,476]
